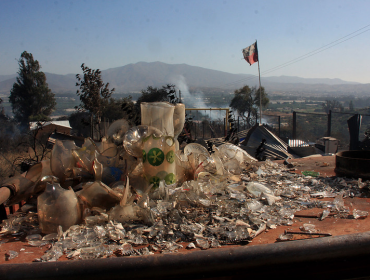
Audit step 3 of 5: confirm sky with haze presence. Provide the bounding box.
[1,0,369,83]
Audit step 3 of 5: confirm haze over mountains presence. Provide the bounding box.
[0,62,369,96]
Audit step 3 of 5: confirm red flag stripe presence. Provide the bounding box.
[244,52,258,65]
[242,42,258,66]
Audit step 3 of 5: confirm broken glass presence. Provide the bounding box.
[77,181,122,210]
[79,245,108,260]
[246,182,274,197]
[353,209,369,219]
[123,125,163,158]
[106,119,130,146]
[5,250,19,261]
[320,209,331,221]
[195,238,210,250]
[2,117,370,261]
[277,234,294,242]
[37,244,63,262]
[37,183,81,234]
[300,223,316,233]
[50,140,77,183]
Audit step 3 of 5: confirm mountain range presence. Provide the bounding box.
[0,61,369,96]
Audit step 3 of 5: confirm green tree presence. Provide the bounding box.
[9,51,56,128]
[136,84,179,107]
[349,100,355,112]
[120,96,141,126]
[102,97,128,121]
[121,84,180,126]
[75,63,115,139]
[229,85,269,127]
[69,111,92,137]
[321,100,343,113]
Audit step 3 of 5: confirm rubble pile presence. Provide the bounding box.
[0,117,369,262]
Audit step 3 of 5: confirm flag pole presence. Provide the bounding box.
[256,40,262,125]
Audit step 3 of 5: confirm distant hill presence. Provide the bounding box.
[101,61,253,92]
[263,75,360,85]
[0,74,17,83]
[0,61,369,96]
[42,73,76,93]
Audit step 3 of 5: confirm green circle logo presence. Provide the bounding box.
[149,176,160,189]
[147,148,164,166]
[166,150,175,164]
[165,173,176,185]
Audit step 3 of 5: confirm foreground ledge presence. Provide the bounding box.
[1,231,370,280]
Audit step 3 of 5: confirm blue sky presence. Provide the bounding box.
[1,0,369,83]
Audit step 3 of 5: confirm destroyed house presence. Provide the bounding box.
[29,121,72,139]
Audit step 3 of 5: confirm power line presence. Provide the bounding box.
[262,24,370,75]
[262,28,370,76]
[222,24,370,88]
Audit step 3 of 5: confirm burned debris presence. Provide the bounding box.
[0,102,369,262]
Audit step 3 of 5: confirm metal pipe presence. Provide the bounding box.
[327,110,332,137]
[185,108,229,111]
[2,232,370,280]
[202,121,205,139]
[0,187,11,205]
[284,230,332,236]
[194,121,197,140]
[293,111,297,139]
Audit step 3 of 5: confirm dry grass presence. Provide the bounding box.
[0,151,24,181]
[0,144,51,183]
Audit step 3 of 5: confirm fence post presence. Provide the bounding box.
[292,111,297,139]
[348,114,361,150]
[203,121,205,139]
[194,121,197,140]
[327,110,332,137]
[90,114,94,140]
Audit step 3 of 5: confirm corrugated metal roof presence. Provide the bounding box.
[29,120,71,130]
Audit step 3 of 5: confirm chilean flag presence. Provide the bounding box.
[242,42,258,65]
